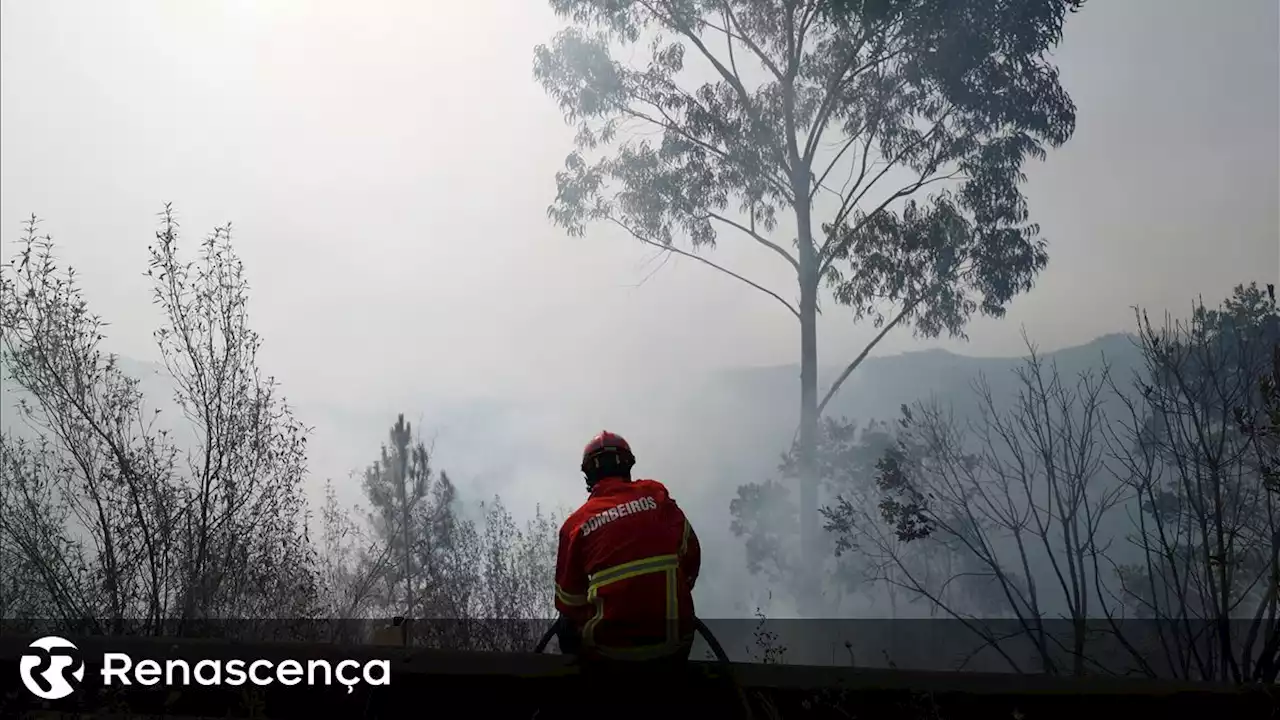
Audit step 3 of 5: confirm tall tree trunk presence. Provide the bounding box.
[400,473,412,619]
[395,420,414,645]
[796,195,822,617]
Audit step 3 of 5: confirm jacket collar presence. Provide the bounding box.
[589,476,629,494]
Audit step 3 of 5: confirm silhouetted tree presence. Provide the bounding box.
[823,338,1125,675]
[1237,288,1279,495]
[349,414,560,651]
[0,436,85,620]
[1105,283,1279,682]
[315,478,395,641]
[0,208,319,633]
[468,497,560,650]
[819,284,1279,680]
[536,0,1087,612]
[360,415,438,629]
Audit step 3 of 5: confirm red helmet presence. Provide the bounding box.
[581,430,636,478]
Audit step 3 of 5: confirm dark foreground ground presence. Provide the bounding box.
[1,635,1274,719]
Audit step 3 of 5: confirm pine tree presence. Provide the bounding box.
[361,414,435,624]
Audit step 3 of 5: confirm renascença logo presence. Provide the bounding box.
[19,636,86,700]
[16,635,391,698]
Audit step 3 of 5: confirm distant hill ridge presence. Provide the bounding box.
[718,332,1138,382]
[697,332,1142,434]
[2,333,1144,447]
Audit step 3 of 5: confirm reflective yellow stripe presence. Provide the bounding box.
[679,519,692,556]
[583,587,606,647]
[587,554,679,587]
[666,567,677,620]
[582,554,683,649]
[556,584,587,606]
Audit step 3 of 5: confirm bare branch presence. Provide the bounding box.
[607,216,800,319]
[816,297,920,417]
[706,211,799,271]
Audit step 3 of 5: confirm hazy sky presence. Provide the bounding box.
[2,0,1277,403]
[2,0,1278,521]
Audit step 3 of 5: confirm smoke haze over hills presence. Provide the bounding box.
[1,332,1146,619]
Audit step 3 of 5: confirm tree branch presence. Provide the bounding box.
[810,129,864,202]
[718,1,786,81]
[705,211,799,271]
[606,216,800,319]
[817,296,922,417]
[721,6,741,96]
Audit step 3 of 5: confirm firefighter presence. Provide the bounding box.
[553,430,702,666]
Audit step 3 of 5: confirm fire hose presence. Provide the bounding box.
[533,617,756,720]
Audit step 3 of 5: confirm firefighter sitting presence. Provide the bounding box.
[553,431,701,665]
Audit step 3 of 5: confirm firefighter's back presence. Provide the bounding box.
[570,477,697,657]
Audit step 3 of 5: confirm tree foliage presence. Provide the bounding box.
[1237,304,1280,493]
[535,0,1083,356]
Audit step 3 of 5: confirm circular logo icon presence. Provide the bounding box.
[19,635,85,700]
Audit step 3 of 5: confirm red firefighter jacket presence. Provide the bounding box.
[554,476,701,660]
